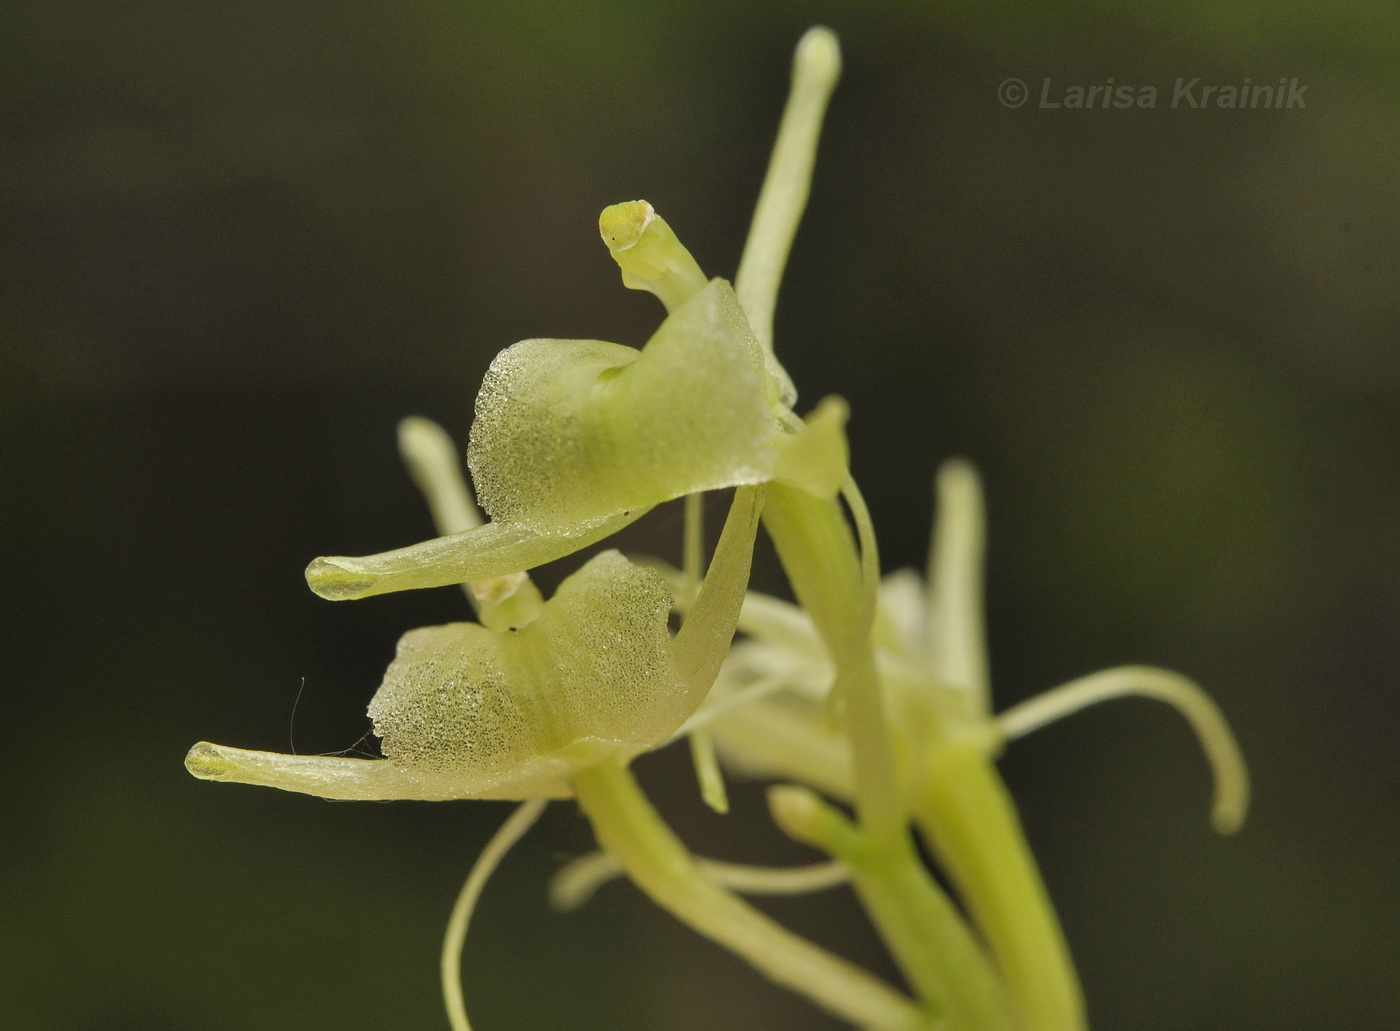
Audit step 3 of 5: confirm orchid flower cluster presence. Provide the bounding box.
[186,28,1249,1031]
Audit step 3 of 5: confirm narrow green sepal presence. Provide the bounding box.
[670,484,765,701]
[304,508,644,601]
[183,741,573,801]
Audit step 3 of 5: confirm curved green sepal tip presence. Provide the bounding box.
[305,508,644,601]
[998,665,1251,835]
[368,550,689,788]
[468,279,781,532]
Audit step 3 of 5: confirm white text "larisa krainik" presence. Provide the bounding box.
[1037,77,1309,109]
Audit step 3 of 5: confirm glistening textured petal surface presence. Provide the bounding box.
[468,279,779,531]
[368,550,685,788]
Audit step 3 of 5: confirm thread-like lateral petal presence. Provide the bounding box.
[468,280,780,532]
[305,509,644,601]
[441,799,548,1031]
[548,848,848,912]
[997,665,1251,834]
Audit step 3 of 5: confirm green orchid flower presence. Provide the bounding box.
[304,279,775,602]
[187,413,765,804]
[303,28,848,606]
[305,239,845,603]
[189,416,922,1031]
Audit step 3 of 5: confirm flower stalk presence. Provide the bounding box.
[573,758,929,1031]
[914,743,1085,1031]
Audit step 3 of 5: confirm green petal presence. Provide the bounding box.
[772,395,849,499]
[670,485,765,698]
[305,508,643,601]
[183,741,573,800]
[468,279,780,532]
[367,550,687,785]
[709,694,854,801]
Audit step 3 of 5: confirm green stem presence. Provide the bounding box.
[762,482,1012,1028]
[915,743,1086,1031]
[761,481,901,844]
[571,759,927,1031]
[852,839,1014,1031]
[772,786,1016,1031]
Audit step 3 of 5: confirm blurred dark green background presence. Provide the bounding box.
[4,2,1397,1028]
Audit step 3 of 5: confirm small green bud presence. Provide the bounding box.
[767,783,862,859]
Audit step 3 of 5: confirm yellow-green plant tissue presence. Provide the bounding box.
[468,279,780,532]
